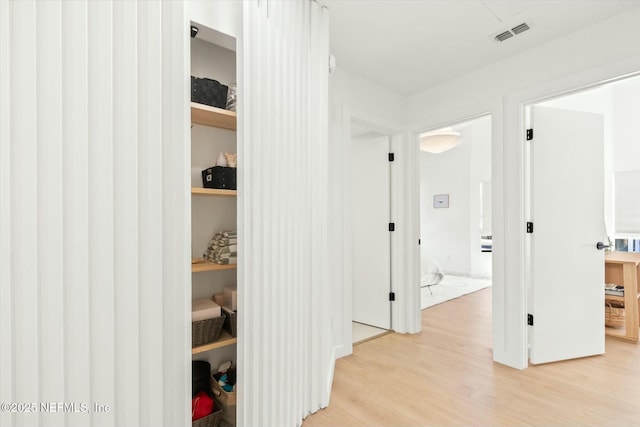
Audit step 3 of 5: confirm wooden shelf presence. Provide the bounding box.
[604,252,640,343]
[191,102,236,130]
[192,259,237,273]
[192,331,237,355]
[192,187,237,197]
[605,295,625,303]
[604,293,640,303]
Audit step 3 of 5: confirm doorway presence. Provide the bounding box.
[525,73,640,364]
[350,120,393,343]
[419,115,493,310]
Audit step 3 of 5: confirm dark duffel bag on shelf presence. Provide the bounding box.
[202,166,237,190]
[192,360,211,398]
[191,76,229,109]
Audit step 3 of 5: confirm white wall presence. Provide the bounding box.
[407,6,640,368]
[419,116,491,278]
[185,0,242,41]
[420,129,472,275]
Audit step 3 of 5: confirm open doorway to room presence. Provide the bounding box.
[419,115,492,310]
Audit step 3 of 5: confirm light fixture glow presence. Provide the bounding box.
[419,128,461,153]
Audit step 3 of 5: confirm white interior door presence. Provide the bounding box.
[529,105,606,364]
[351,135,391,329]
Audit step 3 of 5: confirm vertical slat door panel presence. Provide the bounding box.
[159,0,190,425]
[0,1,13,421]
[87,1,116,426]
[136,2,164,426]
[61,2,91,426]
[0,1,188,426]
[113,2,141,426]
[10,3,40,426]
[36,2,66,427]
[240,2,333,426]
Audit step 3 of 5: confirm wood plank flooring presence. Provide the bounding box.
[302,287,640,426]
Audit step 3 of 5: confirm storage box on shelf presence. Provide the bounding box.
[222,307,237,338]
[192,399,223,427]
[191,76,229,109]
[212,379,236,427]
[192,314,226,348]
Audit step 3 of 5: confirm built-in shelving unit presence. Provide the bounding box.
[191,25,239,426]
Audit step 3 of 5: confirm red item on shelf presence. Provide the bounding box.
[192,391,214,422]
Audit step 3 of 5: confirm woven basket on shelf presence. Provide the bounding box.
[222,306,237,338]
[192,313,226,348]
[605,301,625,328]
[193,401,223,427]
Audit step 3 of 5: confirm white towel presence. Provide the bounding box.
[192,298,222,322]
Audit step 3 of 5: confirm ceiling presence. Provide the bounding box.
[327,0,640,96]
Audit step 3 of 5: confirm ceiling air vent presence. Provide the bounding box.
[494,30,514,42]
[494,22,531,42]
[511,22,530,35]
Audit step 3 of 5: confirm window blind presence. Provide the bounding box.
[614,169,640,236]
[480,180,492,236]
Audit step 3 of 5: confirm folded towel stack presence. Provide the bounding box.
[192,298,222,322]
[204,230,238,264]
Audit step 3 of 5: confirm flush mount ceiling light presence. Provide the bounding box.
[419,128,461,153]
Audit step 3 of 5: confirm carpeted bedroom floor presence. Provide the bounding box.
[421,274,492,310]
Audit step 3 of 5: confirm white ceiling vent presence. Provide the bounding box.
[494,31,514,42]
[494,22,531,42]
[511,22,530,35]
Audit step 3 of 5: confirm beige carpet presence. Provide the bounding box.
[421,275,491,309]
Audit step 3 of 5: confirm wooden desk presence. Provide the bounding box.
[604,251,640,343]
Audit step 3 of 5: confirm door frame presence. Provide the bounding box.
[338,105,408,358]
[350,132,392,330]
[505,61,640,369]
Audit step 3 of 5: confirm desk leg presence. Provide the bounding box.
[623,263,639,343]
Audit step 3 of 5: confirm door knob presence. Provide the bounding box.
[596,241,610,250]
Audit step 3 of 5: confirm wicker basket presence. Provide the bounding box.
[193,400,223,427]
[605,300,625,328]
[193,313,226,348]
[211,375,237,406]
[211,375,236,426]
[222,306,237,338]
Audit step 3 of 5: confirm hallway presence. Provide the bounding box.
[303,288,640,426]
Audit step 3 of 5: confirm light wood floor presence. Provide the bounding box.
[303,288,640,426]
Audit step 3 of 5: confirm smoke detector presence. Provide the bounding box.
[493,22,531,42]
